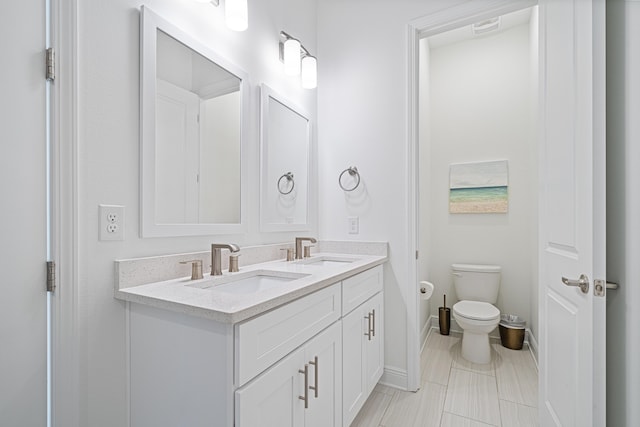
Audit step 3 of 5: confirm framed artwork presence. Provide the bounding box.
[449,160,508,214]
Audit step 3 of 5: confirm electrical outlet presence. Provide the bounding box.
[106,212,118,223]
[99,204,124,241]
[348,216,359,234]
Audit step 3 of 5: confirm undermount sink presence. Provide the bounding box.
[187,270,309,294]
[295,255,358,267]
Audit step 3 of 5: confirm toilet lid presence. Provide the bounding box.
[453,301,500,321]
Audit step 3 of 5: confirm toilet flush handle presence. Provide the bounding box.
[452,272,462,277]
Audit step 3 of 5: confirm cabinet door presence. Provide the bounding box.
[364,292,384,397]
[236,348,305,427]
[342,303,367,427]
[304,322,342,427]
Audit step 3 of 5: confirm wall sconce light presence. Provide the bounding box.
[194,0,248,32]
[280,31,317,89]
[301,55,317,89]
[283,37,302,76]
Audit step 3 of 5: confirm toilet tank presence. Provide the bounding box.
[451,264,501,303]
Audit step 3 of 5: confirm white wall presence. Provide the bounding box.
[423,23,537,332]
[77,0,317,425]
[606,1,640,425]
[317,0,468,384]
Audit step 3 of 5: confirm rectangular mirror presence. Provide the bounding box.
[260,84,311,232]
[140,6,248,237]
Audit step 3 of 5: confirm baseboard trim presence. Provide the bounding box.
[420,319,431,352]
[380,365,407,390]
[526,328,538,368]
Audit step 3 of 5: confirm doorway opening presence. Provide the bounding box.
[417,5,539,360]
[405,0,539,393]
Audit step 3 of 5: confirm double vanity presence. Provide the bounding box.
[129,7,383,426]
[115,242,387,427]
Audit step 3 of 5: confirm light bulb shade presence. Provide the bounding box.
[301,55,317,89]
[225,0,248,31]
[283,38,301,76]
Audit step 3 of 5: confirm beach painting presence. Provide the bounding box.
[449,160,508,214]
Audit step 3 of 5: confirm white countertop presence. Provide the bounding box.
[115,252,387,323]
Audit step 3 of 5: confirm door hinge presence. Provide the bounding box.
[47,261,56,292]
[416,250,419,259]
[46,47,55,82]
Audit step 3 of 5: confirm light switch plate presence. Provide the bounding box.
[348,216,359,234]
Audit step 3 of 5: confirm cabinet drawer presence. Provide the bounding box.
[235,283,341,387]
[342,265,383,315]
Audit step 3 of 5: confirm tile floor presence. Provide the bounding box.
[351,330,539,427]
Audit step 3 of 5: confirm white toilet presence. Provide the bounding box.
[451,264,501,364]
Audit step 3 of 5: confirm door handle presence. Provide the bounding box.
[561,274,589,294]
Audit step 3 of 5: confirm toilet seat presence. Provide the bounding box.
[453,300,500,322]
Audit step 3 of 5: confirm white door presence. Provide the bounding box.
[156,79,200,224]
[538,0,606,425]
[0,1,49,425]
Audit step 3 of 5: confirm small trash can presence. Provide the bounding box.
[499,314,526,350]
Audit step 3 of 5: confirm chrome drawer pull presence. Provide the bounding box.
[364,314,372,340]
[371,309,376,337]
[309,356,319,398]
[298,364,309,408]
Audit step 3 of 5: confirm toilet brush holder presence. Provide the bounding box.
[439,294,450,335]
[439,307,450,335]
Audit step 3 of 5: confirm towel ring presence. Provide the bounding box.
[277,172,295,195]
[339,166,360,192]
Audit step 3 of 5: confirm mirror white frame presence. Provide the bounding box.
[140,6,249,237]
[259,84,312,232]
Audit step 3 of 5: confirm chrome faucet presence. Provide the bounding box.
[295,237,317,260]
[210,243,240,275]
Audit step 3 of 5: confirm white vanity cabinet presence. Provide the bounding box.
[341,266,384,427]
[235,321,342,427]
[127,263,384,427]
[234,283,342,427]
